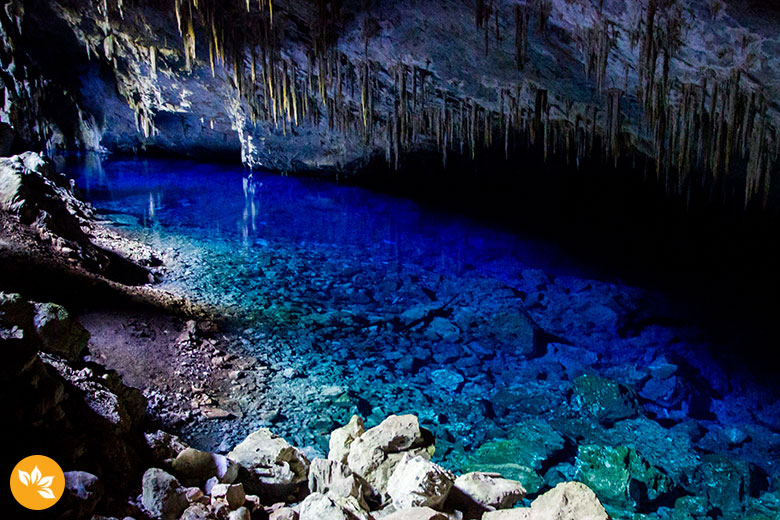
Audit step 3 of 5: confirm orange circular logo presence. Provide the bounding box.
[10,455,65,510]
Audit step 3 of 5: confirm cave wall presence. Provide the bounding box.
[2,0,780,209]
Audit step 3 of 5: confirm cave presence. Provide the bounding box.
[2,1,780,519]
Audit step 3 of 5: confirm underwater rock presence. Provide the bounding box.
[386,453,455,510]
[689,454,752,517]
[575,444,673,510]
[461,419,564,494]
[572,374,639,426]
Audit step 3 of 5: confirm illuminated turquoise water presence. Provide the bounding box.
[63,156,780,519]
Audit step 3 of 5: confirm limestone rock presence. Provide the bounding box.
[269,506,299,520]
[141,468,189,520]
[346,415,435,496]
[462,420,563,495]
[211,482,246,510]
[329,415,366,464]
[31,303,89,361]
[452,472,526,511]
[60,471,103,520]
[228,506,252,520]
[172,448,219,486]
[575,444,673,509]
[309,458,372,509]
[297,492,372,520]
[690,454,751,516]
[228,428,309,501]
[482,482,608,520]
[382,507,448,520]
[181,503,215,520]
[386,453,454,510]
[572,374,638,426]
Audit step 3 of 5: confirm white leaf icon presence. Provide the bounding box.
[38,476,53,488]
[31,466,41,484]
[38,488,56,500]
[18,470,30,486]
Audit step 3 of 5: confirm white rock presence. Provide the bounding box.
[453,472,526,510]
[346,415,434,496]
[482,482,608,520]
[381,506,449,520]
[386,453,454,510]
[309,458,371,509]
[141,468,188,520]
[228,506,252,520]
[329,415,365,464]
[228,428,310,487]
[297,492,373,520]
[211,482,246,509]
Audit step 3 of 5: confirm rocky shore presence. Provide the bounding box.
[2,285,610,519]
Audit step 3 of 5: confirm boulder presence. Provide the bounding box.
[211,482,246,510]
[330,415,366,464]
[297,492,372,520]
[386,453,454,510]
[309,458,372,510]
[461,420,563,495]
[172,448,219,486]
[482,482,609,520]
[229,506,252,520]
[572,374,638,426]
[574,444,673,509]
[0,152,91,241]
[381,507,448,520]
[689,454,751,516]
[346,415,435,496]
[181,503,215,520]
[31,302,89,362]
[59,471,103,519]
[228,428,310,502]
[449,472,525,514]
[141,468,189,520]
[269,506,299,520]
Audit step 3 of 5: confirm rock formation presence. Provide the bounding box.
[3,1,780,209]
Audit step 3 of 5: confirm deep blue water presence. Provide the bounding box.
[60,155,780,519]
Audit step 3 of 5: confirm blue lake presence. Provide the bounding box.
[61,155,780,518]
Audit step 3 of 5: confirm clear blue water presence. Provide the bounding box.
[61,155,780,518]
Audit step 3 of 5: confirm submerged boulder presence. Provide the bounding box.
[575,444,673,510]
[572,374,639,426]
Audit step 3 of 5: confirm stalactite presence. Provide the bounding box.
[606,88,622,166]
[515,3,529,70]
